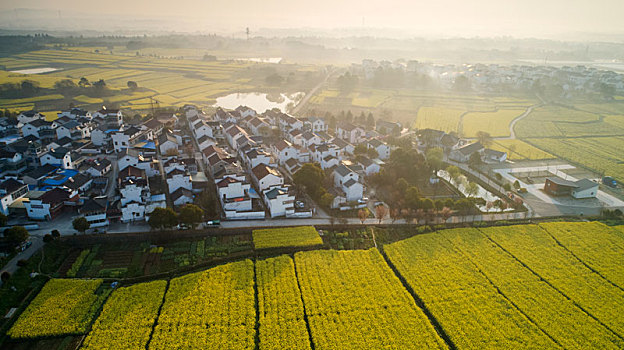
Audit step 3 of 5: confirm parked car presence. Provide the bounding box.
[176,224,191,230]
[205,220,220,227]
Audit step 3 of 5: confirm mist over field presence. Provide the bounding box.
[1,2,624,349]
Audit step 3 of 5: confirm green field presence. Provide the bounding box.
[461,109,524,137]
[489,139,554,160]
[526,137,624,182]
[6,222,624,349]
[0,48,319,113]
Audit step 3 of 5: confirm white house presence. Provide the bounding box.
[571,179,600,199]
[245,148,273,169]
[263,186,295,218]
[79,198,109,228]
[24,188,70,220]
[17,110,44,125]
[117,149,160,177]
[193,120,214,140]
[84,159,112,177]
[310,143,340,164]
[158,132,180,155]
[21,119,56,140]
[483,149,508,163]
[40,148,73,169]
[331,138,355,156]
[93,109,123,128]
[225,125,248,150]
[334,164,359,188]
[301,132,323,149]
[359,157,381,176]
[0,178,29,215]
[336,122,365,144]
[342,178,364,202]
[366,139,391,160]
[121,201,146,223]
[166,169,192,193]
[271,140,298,165]
[303,117,327,133]
[236,105,257,118]
[449,142,484,163]
[288,129,304,147]
[248,117,271,136]
[252,164,284,192]
[171,188,194,206]
[279,114,303,132]
[216,176,253,212]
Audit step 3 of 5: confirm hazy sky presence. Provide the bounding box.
[1,0,623,38]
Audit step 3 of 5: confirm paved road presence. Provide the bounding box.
[0,235,44,287]
[290,67,337,116]
[498,103,540,140]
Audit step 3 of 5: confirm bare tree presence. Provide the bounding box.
[358,209,368,224]
[375,205,387,224]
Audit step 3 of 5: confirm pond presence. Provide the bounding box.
[438,170,516,213]
[10,67,60,74]
[238,57,283,63]
[214,92,304,113]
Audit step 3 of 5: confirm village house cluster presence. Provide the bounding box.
[359,60,624,95]
[0,101,396,228]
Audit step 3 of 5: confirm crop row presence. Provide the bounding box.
[81,280,167,350]
[252,226,323,250]
[7,279,105,338]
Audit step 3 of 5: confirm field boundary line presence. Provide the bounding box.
[539,225,624,292]
[478,228,624,341]
[292,254,316,350]
[439,232,563,348]
[144,279,170,350]
[378,246,457,350]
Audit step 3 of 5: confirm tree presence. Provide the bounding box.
[92,79,106,90]
[353,143,368,156]
[337,72,358,94]
[1,272,10,283]
[195,191,217,219]
[358,209,368,224]
[54,79,77,91]
[320,192,334,208]
[366,113,375,128]
[476,131,492,148]
[465,181,479,198]
[51,229,60,239]
[4,226,29,243]
[503,183,512,192]
[178,204,204,229]
[446,165,461,185]
[127,81,138,90]
[375,205,387,224]
[425,147,444,173]
[265,73,283,85]
[453,75,471,91]
[468,152,483,167]
[513,180,521,190]
[72,217,90,234]
[20,80,39,96]
[0,213,6,227]
[148,207,178,230]
[293,163,325,198]
[439,207,453,222]
[79,77,90,87]
[43,234,53,243]
[390,208,401,223]
[405,187,421,210]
